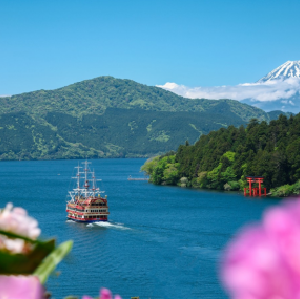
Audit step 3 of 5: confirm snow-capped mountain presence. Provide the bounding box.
[257,60,300,83]
[158,60,300,113]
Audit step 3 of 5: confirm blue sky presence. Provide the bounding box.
[1,0,300,94]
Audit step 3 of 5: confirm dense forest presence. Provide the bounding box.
[0,108,248,160]
[141,113,300,197]
[0,76,293,160]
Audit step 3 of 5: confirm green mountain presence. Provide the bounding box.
[0,76,293,160]
[141,114,300,196]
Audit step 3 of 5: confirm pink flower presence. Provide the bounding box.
[100,288,121,299]
[100,288,112,299]
[0,275,44,299]
[221,200,300,299]
[0,203,41,253]
[82,288,121,299]
[0,203,41,238]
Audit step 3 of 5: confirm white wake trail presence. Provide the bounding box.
[87,221,131,230]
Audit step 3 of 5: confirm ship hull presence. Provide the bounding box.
[67,216,108,223]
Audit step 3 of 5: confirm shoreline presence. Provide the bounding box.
[0,155,151,163]
[146,179,300,199]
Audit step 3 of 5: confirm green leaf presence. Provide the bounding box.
[0,239,55,275]
[0,229,38,243]
[34,240,73,284]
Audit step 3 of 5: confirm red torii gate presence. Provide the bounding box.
[244,176,266,197]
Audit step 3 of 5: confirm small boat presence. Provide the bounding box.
[66,161,109,222]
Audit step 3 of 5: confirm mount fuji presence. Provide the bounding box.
[257,61,300,83]
[241,60,300,112]
[158,60,300,113]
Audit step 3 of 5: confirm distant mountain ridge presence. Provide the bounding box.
[2,76,271,122]
[0,76,292,160]
[258,61,300,83]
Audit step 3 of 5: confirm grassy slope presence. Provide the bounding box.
[0,76,292,160]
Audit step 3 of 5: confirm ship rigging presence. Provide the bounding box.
[66,161,109,222]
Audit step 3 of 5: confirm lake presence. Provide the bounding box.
[0,158,282,299]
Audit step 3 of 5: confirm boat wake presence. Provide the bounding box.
[66,219,76,223]
[86,221,131,230]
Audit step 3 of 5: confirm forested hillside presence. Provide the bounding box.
[0,76,293,160]
[0,76,286,121]
[0,108,247,160]
[142,113,300,196]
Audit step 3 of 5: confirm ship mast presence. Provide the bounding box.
[68,160,104,203]
[84,160,87,198]
[74,163,82,203]
[83,160,91,198]
[92,169,96,198]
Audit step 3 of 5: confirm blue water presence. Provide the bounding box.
[0,158,282,299]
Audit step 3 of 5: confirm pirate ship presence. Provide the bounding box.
[66,161,109,222]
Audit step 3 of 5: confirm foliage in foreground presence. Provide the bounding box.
[0,203,121,299]
[142,113,300,194]
[0,203,72,280]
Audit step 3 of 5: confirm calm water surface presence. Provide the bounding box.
[0,158,282,299]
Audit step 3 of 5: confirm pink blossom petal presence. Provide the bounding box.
[221,200,300,299]
[100,288,112,299]
[6,202,13,211]
[13,207,26,216]
[0,203,41,253]
[0,275,44,299]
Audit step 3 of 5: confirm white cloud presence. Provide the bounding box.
[157,77,300,103]
[0,94,11,98]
